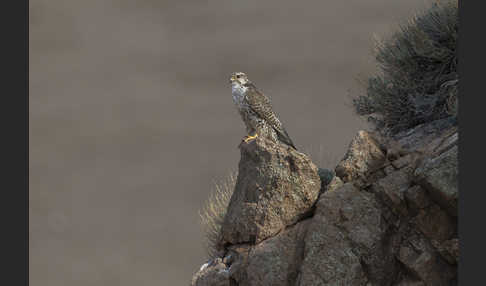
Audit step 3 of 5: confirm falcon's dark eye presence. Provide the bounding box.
[236,75,241,78]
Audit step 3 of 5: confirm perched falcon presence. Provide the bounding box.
[229,72,297,150]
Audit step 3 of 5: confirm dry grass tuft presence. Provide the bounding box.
[199,171,237,259]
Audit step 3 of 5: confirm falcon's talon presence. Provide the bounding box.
[243,133,258,143]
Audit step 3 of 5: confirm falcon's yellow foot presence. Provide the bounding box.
[243,133,258,143]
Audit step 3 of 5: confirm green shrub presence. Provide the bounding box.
[353,1,458,134]
[199,171,237,258]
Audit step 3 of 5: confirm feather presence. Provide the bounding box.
[244,83,297,149]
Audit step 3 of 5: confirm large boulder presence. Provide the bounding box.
[298,183,397,286]
[221,137,321,245]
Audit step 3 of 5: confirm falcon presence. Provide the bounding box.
[229,72,297,150]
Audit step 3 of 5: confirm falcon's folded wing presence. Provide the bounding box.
[244,84,297,149]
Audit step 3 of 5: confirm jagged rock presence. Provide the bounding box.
[237,220,310,286]
[326,175,343,193]
[414,145,458,217]
[426,129,458,156]
[372,170,411,217]
[298,183,396,286]
[393,117,456,153]
[397,232,455,285]
[335,130,386,184]
[221,137,321,245]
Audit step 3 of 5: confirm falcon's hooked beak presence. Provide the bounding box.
[229,74,236,83]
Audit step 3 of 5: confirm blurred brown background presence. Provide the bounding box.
[29,0,430,285]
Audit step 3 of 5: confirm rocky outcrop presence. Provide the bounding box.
[192,118,458,286]
[221,137,321,246]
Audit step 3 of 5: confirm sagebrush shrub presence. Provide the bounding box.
[354,1,458,134]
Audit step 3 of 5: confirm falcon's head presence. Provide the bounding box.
[229,72,249,86]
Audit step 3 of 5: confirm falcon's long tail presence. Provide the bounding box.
[277,128,297,150]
